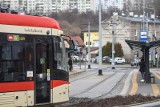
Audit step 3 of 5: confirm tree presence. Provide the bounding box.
[49,9,111,36]
[102,42,124,57]
[102,42,112,57]
[115,43,124,57]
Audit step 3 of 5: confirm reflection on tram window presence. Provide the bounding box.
[54,37,63,70]
[0,44,31,82]
[53,37,67,71]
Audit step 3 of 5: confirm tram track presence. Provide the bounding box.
[70,68,107,82]
[71,72,116,97]
[62,73,128,107]
[70,72,97,82]
[96,73,128,99]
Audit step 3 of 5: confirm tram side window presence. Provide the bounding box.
[54,37,62,70]
[25,45,34,81]
[53,37,68,71]
[0,44,26,82]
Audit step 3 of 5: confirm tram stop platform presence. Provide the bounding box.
[128,68,160,97]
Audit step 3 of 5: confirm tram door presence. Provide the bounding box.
[35,38,50,104]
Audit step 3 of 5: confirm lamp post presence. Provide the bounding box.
[88,22,91,69]
[82,12,91,69]
[110,14,118,69]
[111,18,115,69]
[98,0,102,75]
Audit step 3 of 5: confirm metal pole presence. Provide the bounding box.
[112,20,115,69]
[145,46,151,83]
[98,0,102,75]
[143,0,145,30]
[85,51,86,71]
[79,53,81,69]
[153,9,156,66]
[154,9,156,36]
[88,22,91,69]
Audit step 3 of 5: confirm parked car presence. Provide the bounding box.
[130,58,140,66]
[109,57,125,64]
[102,56,111,63]
[71,55,80,61]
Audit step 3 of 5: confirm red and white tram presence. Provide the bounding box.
[0,13,71,106]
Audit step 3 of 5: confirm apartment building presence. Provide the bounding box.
[125,0,154,12]
[0,0,96,14]
[95,0,124,13]
[51,0,96,13]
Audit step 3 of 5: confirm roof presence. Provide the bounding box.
[119,16,160,24]
[81,26,99,32]
[125,40,160,50]
[63,36,85,47]
[0,13,61,29]
[71,36,85,47]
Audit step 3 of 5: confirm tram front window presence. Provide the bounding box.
[54,37,67,71]
[0,44,26,82]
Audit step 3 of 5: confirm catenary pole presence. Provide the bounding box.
[98,0,102,75]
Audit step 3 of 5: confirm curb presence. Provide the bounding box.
[116,99,160,107]
[69,70,86,76]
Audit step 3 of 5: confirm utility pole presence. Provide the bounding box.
[153,8,156,66]
[98,0,102,75]
[88,22,91,69]
[111,17,115,69]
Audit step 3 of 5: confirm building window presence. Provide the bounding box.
[86,42,91,45]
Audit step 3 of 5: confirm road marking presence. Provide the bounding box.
[151,84,160,96]
[120,71,133,96]
[153,72,160,79]
[129,69,138,96]
[152,72,160,96]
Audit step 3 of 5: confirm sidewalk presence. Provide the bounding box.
[69,63,86,75]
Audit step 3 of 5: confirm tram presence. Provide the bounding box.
[0,13,72,106]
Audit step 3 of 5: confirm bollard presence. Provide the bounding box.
[98,69,103,75]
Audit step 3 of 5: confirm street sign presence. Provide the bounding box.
[140,31,148,41]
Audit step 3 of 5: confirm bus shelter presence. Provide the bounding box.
[125,40,160,83]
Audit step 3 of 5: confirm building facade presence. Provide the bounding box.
[125,0,154,13]
[102,15,160,61]
[82,26,99,61]
[82,26,99,48]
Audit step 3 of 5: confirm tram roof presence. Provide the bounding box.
[0,13,61,30]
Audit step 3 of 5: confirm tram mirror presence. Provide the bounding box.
[64,40,70,48]
[67,40,78,51]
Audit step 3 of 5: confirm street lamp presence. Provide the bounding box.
[98,0,102,75]
[111,18,115,69]
[110,15,118,69]
[82,12,91,69]
[88,22,91,69]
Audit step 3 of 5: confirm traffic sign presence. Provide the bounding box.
[140,31,148,41]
